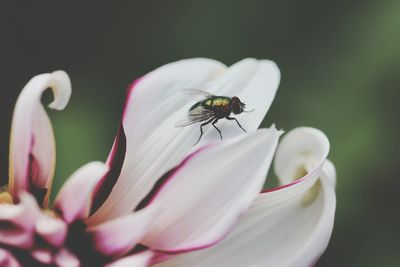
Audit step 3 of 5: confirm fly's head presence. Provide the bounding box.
[231,96,246,114]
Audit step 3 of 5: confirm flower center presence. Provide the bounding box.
[0,186,13,204]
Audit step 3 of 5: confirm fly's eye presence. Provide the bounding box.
[232,101,242,114]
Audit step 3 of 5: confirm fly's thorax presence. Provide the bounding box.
[203,97,232,117]
[203,97,231,108]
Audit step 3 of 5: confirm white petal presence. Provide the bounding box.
[105,251,153,267]
[140,127,281,252]
[54,162,107,223]
[89,58,226,223]
[87,205,158,257]
[155,163,336,267]
[90,58,280,225]
[8,71,71,206]
[155,127,336,267]
[205,59,280,141]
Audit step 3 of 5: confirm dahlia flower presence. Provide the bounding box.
[0,58,336,267]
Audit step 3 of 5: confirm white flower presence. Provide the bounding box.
[0,58,336,267]
[89,58,337,267]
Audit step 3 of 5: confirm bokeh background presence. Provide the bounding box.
[1,1,399,266]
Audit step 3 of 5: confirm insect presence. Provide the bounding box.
[176,89,253,145]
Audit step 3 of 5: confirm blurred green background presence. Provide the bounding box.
[1,1,399,266]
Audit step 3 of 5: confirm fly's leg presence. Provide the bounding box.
[226,116,246,132]
[194,118,214,145]
[212,119,223,140]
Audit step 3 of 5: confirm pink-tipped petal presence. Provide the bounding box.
[156,166,335,267]
[88,205,158,257]
[140,127,281,252]
[90,59,280,225]
[0,193,40,248]
[35,214,67,247]
[55,249,81,267]
[54,249,80,267]
[54,162,107,223]
[0,248,21,267]
[8,71,71,206]
[155,128,336,267]
[105,251,153,267]
[32,249,53,265]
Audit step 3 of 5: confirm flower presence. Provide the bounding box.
[89,58,337,266]
[0,58,336,267]
[1,72,156,266]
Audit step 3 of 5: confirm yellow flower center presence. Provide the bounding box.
[0,191,13,204]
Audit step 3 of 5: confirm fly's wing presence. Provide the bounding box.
[181,88,215,99]
[175,103,215,127]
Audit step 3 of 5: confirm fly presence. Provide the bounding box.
[176,89,254,145]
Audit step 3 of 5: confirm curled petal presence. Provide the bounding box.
[273,127,330,185]
[323,159,336,187]
[54,162,107,223]
[35,214,67,247]
[8,71,71,206]
[88,205,158,257]
[0,193,40,248]
[140,127,281,252]
[90,58,280,225]
[105,251,153,267]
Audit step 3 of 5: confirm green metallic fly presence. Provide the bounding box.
[176,89,254,145]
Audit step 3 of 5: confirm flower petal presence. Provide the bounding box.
[155,165,335,267]
[89,58,226,223]
[322,159,337,187]
[54,162,107,223]
[0,193,40,248]
[35,214,67,247]
[0,248,21,267]
[273,127,330,185]
[87,205,158,257]
[54,249,80,267]
[203,58,280,141]
[155,127,336,267]
[8,71,71,206]
[90,58,280,225]
[105,251,153,267]
[140,127,281,252]
[91,124,126,214]
[31,249,53,265]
